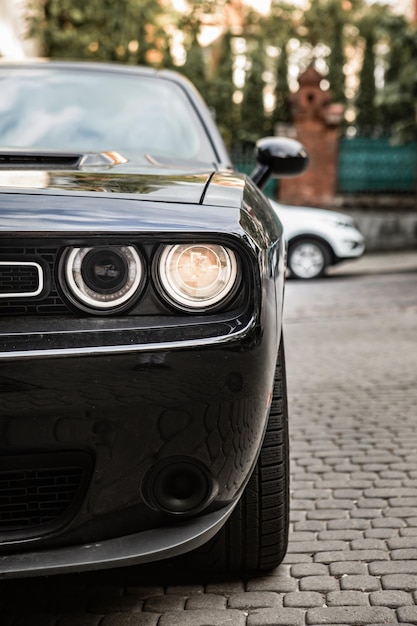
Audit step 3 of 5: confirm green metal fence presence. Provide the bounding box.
[232,145,277,200]
[338,136,417,194]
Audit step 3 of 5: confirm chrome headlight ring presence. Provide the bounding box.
[157,243,239,311]
[61,245,143,314]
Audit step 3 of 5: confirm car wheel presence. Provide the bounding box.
[182,338,289,573]
[288,238,329,279]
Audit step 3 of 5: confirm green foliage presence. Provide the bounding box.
[271,44,291,128]
[204,32,238,149]
[238,40,268,144]
[376,15,417,141]
[31,0,175,66]
[355,29,378,133]
[28,0,417,145]
[302,0,350,103]
[180,24,208,96]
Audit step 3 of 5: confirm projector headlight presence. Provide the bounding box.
[157,243,239,310]
[62,245,143,313]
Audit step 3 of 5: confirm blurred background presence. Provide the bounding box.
[1,0,417,251]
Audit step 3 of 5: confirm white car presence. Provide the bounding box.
[271,202,366,279]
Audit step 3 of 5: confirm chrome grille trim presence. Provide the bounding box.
[0,261,44,298]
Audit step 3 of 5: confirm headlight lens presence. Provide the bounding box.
[158,244,238,310]
[63,245,143,312]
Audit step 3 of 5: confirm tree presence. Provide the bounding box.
[30,0,175,67]
[355,26,378,134]
[376,15,417,141]
[270,43,291,130]
[205,31,237,149]
[238,40,268,144]
[303,0,350,104]
[180,21,208,96]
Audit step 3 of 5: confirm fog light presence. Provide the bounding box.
[143,458,215,515]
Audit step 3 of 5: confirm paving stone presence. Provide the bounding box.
[391,498,417,507]
[350,539,386,550]
[350,509,384,519]
[283,553,314,564]
[356,499,388,509]
[385,508,417,518]
[284,592,324,607]
[87,595,143,613]
[101,616,160,626]
[294,520,327,532]
[372,518,407,528]
[227,592,280,609]
[329,562,368,576]
[388,537,417,549]
[392,549,417,560]
[185,595,227,610]
[326,591,369,606]
[366,487,413,496]
[288,541,347,553]
[400,528,417,536]
[370,562,417,575]
[291,563,329,578]
[397,606,417,623]
[292,489,330,499]
[315,550,389,563]
[369,590,413,607]
[332,490,363,499]
[144,595,187,612]
[291,499,316,510]
[125,586,165,598]
[299,576,339,592]
[290,532,318,542]
[246,576,297,593]
[166,585,204,595]
[306,606,395,624]
[318,531,364,541]
[248,607,305,626]
[158,610,247,626]
[205,582,245,594]
[382,575,417,591]
[307,510,350,520]
[340,576,381,591]
[364,528,398,539]
[327,519,370,531]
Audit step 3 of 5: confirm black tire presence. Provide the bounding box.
[183,338,290,573]
[288,238,330,279]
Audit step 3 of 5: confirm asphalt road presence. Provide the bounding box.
[1,251,417,626]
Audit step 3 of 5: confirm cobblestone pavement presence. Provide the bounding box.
[1,252,417,625]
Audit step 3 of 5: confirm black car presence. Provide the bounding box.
[0,61,307,577]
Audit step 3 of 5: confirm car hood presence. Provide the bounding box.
[0,149,245,204]
[0,151,256,234]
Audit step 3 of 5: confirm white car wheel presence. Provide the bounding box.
[288,239,328,279]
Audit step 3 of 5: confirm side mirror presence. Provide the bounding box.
[251,137,309,189]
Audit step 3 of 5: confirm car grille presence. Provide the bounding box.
[0,263,40,295]
[0,246,69,316]
[0,452,93,540]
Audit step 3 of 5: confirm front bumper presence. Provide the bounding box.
[0,321,278,574]
[0,501,236,578]
[332,229,366,261]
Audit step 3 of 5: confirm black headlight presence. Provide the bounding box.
[61,245,143,314]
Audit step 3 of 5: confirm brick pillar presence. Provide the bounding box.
[278,65,344,207]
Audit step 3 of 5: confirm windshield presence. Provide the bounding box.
[0,67,217,163]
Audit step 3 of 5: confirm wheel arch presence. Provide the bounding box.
[287,234,335,265]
